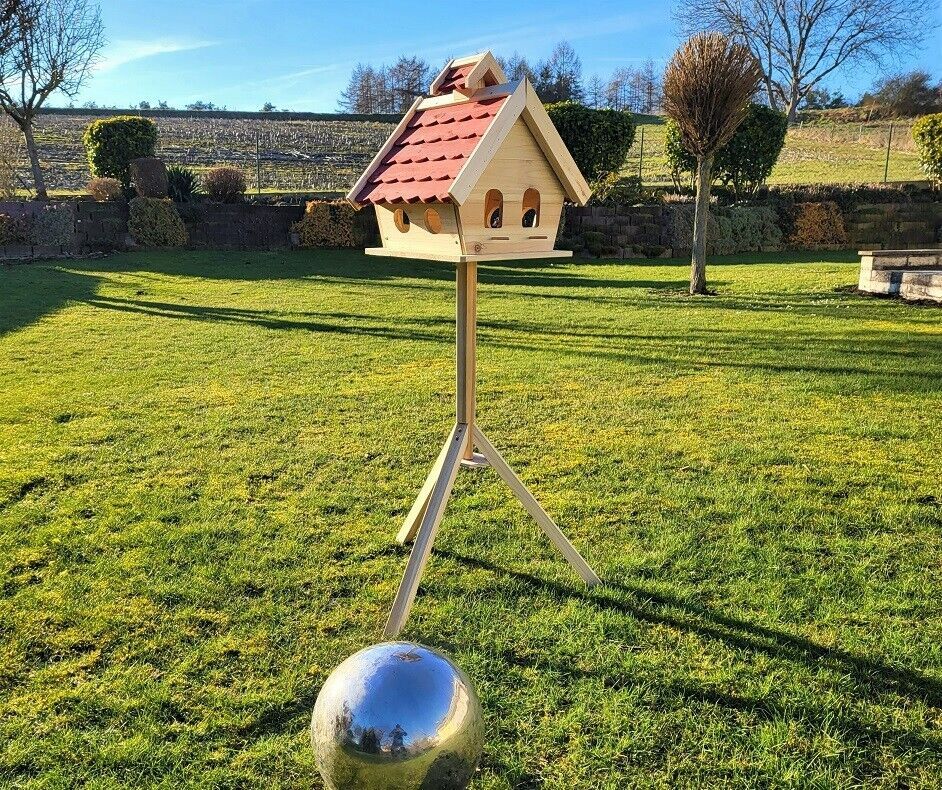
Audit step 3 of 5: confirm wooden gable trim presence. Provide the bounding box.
[429,58,458,96]
[450,51,489,68]
[520,82,592,205]
[346,96,424,207]
[447,80,526,205]
[464,52,507,92]
[416,81,514,110]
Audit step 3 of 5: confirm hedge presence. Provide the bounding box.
[669,205,782,255]
[667,104,788,198]
[912,113,942,187]
[128,197,187,247]
[293,201,376,248]
[545,102,636,182]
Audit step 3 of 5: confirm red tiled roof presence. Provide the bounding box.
[433,64,474,95]
[353,95,508,205]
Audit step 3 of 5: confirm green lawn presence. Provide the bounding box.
[2,250,942,788]
[624,116,926,186]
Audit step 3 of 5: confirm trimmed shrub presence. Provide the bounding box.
[130,157,168,197]
[128,197,187,247]
[83,116,158,188]
[29,203,76,247]
[912,113,942,187]
[293,200,374,248]
[667,104,788,198]
[87,176,123,202]
[0,212,28,244]
[167,165,200,202]
[714,105,787,198]
[203,166,246,202]
[787,201,847,248]
[545,102,636,182]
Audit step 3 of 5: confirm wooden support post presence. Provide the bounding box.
[473,426,601,587]
[396,431,455,545]
[456,259,477,460]
[383,258,601,637]
[383,423,467,639]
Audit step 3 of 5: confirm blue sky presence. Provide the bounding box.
[74,0,942,111]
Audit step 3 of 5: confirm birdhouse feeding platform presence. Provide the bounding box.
[348,52,600,639]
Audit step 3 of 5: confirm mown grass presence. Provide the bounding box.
[624,116,926,186]
[1,249,941,788]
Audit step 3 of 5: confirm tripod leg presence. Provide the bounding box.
[397,427,456,545]
[473,426,601,587]
[383,423,468,639]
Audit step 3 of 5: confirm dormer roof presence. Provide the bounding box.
[347,51,592,208]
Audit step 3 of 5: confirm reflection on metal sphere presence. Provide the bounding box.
[310,642,484,790]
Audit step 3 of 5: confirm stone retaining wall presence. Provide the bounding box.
[565,201,942,259]
[845,203,942,249]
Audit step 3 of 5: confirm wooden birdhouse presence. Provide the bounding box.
[347,51,592,262]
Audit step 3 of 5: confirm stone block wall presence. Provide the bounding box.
[564,205,672,258]
[75,200,129,251]
[565,201,942,259]
[845,203,942,249]
[179,204,303,249]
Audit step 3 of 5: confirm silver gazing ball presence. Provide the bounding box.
[310,642,484,790]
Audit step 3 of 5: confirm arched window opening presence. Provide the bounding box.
[522,188,540,228]
[394,208,410,233]
[484,189,503,229]
[425,208,443,234]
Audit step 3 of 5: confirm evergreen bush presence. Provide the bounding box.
[83,117,158,188]
[912,113,942,187]
[128,197,187,247]
[545,102,636,182]
[667,104,788,198]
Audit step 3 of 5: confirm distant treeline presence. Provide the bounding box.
[337,42,663,115]
[39,107,401,123]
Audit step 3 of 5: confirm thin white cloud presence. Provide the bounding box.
[95,38,217,73]
[200,64,339,101]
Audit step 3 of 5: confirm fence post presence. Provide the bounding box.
[256,131,262,195]
[638,125,644,183]
[883,122,894,183]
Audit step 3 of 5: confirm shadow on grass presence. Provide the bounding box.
[430,549,942,768]
[0,264,102,337]
[83,295,942,394]
[435,549,942,708]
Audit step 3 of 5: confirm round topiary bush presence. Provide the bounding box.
[202,166,246,203]
[128,197,187,247]
[83,116,158,189]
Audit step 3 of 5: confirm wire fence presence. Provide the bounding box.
[18,112,931,197]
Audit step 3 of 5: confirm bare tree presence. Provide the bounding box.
[678,0,928,122]
[534,41,584,103]
[497,52,535,83]
[663,33,762,295]
[0,0,104,198]
[585,74,606,109]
